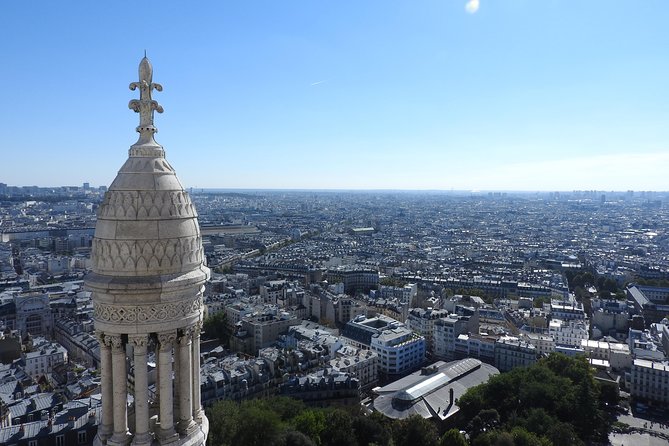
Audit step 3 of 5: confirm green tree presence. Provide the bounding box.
[392,415,439,446]
[380,277,407,287]
[440,428,468,446]
[321,409,357,446]
[598,381,620,407]
[207,399,287,446]
[472,431,514,446]
[532,296,551,308]
[458,354,606,445]
[266,396,308,422]
[234,401,284,446]
[207,400,241,446]
[546,422,583,446]
[281,430,316,446]
[203,310,232,346]
[510,427,551,446]
[571,377,600,441]
[519,408,554,438]
[291,410,326,445]
[352,411,392,446]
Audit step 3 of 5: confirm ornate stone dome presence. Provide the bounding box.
[87,56,209,336]
[93,153,203,277]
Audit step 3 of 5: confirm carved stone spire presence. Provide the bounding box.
[128,56,164,147]
[88,56,209,445]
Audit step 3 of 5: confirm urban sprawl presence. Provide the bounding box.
[1,184,669,444]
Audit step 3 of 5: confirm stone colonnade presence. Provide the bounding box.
[96,323,203,446]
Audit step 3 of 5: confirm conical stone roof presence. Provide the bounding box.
[86,57,209,335]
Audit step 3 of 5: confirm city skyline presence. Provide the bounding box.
[1,1,668,191]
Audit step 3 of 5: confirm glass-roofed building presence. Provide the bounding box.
[371,358,498,421]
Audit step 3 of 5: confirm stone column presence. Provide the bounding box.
[173,338,180,404]
[157,331,177,442]
[178,328,194,433]
[154,344,160,406]
[109,334,129,446]
[191,321,203,421]
[97,332,114,442]
[130,335,151,445]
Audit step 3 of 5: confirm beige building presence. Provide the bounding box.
[522,333,555,357]
[330,345,379,390]
[406,308,448,353]
[232,311,301,355]
[581,339,632,371]
[87,57,209,446]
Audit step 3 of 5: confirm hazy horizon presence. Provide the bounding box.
[4,184,668,195]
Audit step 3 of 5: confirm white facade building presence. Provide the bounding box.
[630,359,669,405]
[23,342,68,378]
[15,292,53,338]
[522,333,555,357]
[433,314,471,360]
[454,334,496,363]
[342,314,426,376]
[406,308,448,353]
[550,302,587,321]
[370,327,425,376]
[494,336,537,372]
[581,340,632,371]
[549,318,589,347]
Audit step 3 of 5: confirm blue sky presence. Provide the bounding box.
[1,1,667,191]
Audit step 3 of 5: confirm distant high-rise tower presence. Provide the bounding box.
[86,56,209,446]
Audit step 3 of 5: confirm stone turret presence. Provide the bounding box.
[87,56,209,446]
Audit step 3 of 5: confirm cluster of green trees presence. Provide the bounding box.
[458,354,611,446]
[636,277,669,288]
[206,398,466,446]
[450,288,494,305]
[531,296,551,308]
[564,269,625,303]
[564,270,595,291]
[202,311,232,347]
[206,354,613,446]
[379,277,408,288]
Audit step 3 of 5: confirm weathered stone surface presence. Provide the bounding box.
[88,56,207,446]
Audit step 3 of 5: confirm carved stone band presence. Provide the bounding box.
[128,146,165,158]
[93,296,203,325]
[92,236,203,273]
[98,189,197,220]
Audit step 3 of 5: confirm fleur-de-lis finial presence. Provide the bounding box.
[128,55,163,145]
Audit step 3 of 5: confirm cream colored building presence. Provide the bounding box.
[87,57,209,446]
[630,359,669,404]
[548,318,589,347]
[522,333,555,357]
[581,339,632,371]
